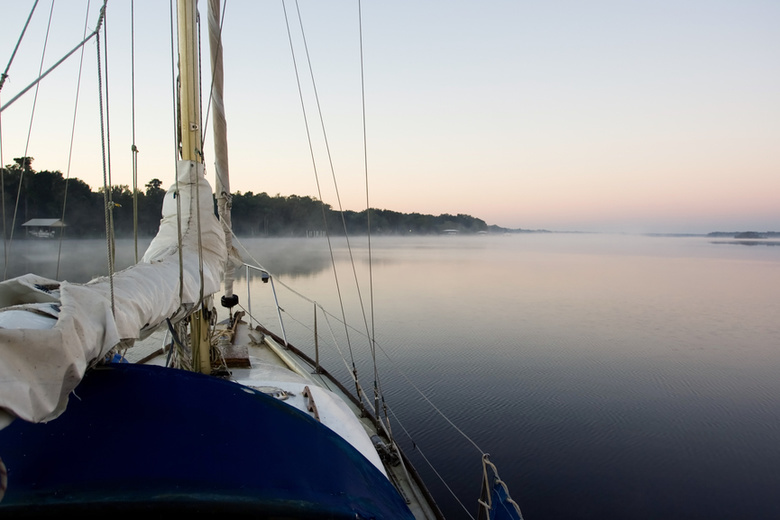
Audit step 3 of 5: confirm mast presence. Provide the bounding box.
[177,0,202,163]
[177,0,211,374]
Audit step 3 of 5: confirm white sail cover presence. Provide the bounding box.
[0,161,226,427]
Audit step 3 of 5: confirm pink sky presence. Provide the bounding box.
[1,0,778,234]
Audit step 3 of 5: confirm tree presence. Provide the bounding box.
[13,156,34,170]
[145,178,164,195]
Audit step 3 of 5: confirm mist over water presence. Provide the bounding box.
[5,233,780,519]
[1,238,152,282]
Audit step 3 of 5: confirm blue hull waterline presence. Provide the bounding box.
[0,363,414,519]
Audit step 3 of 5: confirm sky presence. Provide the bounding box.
[1,0,778,234]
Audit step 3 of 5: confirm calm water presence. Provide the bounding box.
[4,233,780,519]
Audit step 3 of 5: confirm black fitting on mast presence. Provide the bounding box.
[221,294,239,308]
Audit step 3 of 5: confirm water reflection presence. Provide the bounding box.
[711,240,780,247]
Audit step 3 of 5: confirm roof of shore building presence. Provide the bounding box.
[22,219,66,227]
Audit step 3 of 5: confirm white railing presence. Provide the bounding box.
[243,264,288,347]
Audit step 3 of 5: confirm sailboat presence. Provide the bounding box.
[0,1,522,519]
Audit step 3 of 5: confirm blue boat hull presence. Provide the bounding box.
[0,363,414,519]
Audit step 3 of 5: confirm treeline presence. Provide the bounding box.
[2,158,489,238]
[1,158,166,239]
[231,191,488,236]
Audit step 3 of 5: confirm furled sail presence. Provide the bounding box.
[0,160,226,427]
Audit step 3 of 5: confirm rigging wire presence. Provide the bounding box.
[103,7,116,271]
[356,0,387,439]
[0,1,40,94]
[56,1,92,279]
[288,0,388,438]
[283,0,385,415]
[0,0,39,278]
[280,1,359,376]
[386,404,478,519]
[8,0,55,271]
[130,0,139,263]
[294,0,377,362]
[0,13,103,114]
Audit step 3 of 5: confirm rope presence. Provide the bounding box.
[480,455,525,520]
[95,12,115,316]
[56,1,92,279]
